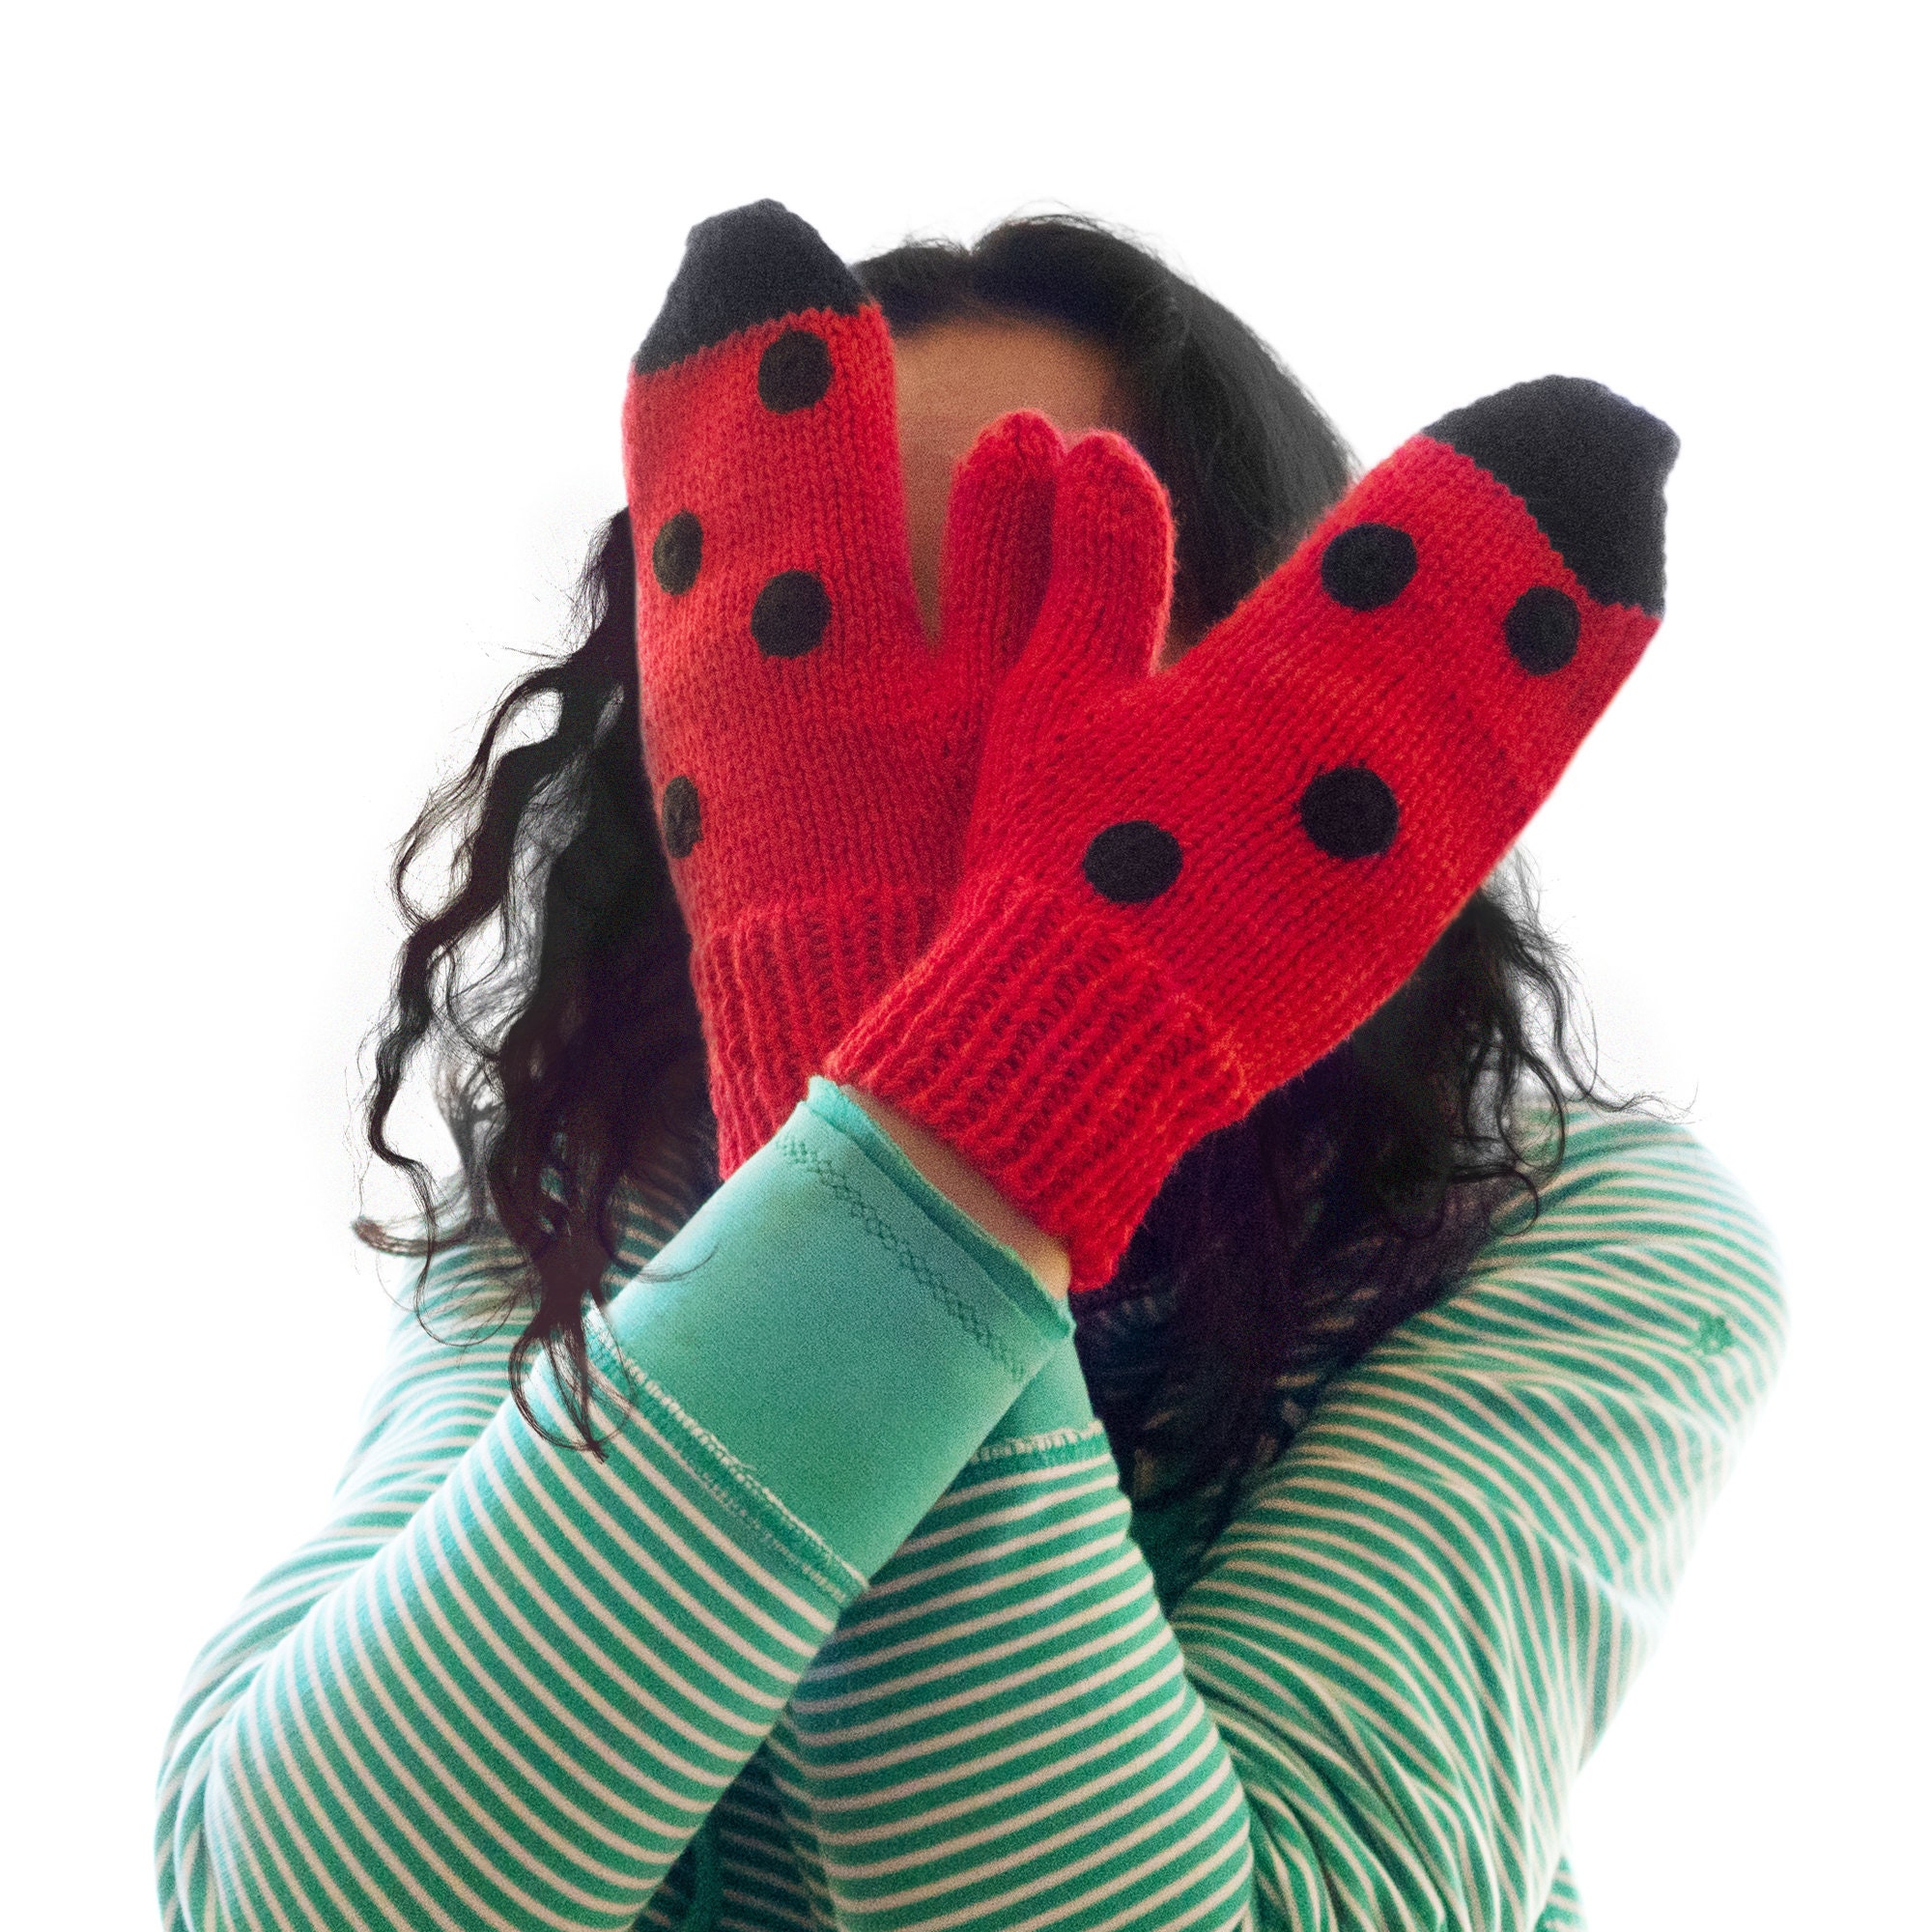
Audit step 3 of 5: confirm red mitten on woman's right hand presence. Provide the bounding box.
[825,376,1678,1293]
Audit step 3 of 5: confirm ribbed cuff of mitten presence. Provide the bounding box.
[696,884,944,1176]
[822,877,1254,1292]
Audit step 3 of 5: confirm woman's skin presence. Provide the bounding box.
[849,316,1189,1300]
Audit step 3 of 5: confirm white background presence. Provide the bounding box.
[4,2,1925,1925]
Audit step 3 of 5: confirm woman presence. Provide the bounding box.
[156,200,1785,1931]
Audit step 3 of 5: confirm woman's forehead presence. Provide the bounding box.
[891,316,1125,440]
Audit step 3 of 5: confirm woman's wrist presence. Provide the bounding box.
[844,1091,1071,1298]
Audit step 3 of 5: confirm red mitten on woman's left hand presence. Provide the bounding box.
[623,201,1064,1175]
[828,377,1678,1292]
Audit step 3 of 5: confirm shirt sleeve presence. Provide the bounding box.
[155,1080,1072,1932]
[762,1104,1789,1931]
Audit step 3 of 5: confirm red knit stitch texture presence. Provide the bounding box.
[623,306,1062,1175]
[824,422,1664,1293]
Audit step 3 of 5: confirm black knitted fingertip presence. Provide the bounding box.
[1424,376,1679,614]
[634,201,865,375]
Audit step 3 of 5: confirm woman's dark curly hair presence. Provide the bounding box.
[357,212,1640,1547]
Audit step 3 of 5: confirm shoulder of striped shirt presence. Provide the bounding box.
[1446,1094,1791,1409]
[1492,1094,1785,1281]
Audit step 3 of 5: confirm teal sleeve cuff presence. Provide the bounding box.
[810,1080,1097,1443]
[801,1078,1047,1294]
[988,1331,1095,1440]
[602,1078,1073,1577]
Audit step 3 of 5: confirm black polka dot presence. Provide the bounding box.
[1084,821,1183,904]
[1503,586,1580,675]
[1321,524,1417,611]
[751,571,831,658]
[757,328,833,412]
[652,512,702,595]
[661,776,701,858]
[1298,767,1399,860]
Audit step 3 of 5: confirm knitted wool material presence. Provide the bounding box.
[826,386,1678,1292]
[622,203,1061,1175]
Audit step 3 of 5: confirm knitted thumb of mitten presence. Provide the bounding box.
[623,201,1063,1176]
[826,376,1679,1291]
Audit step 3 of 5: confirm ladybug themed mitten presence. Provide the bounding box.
[826,378,1679,1292]
[623,202,1065,1176]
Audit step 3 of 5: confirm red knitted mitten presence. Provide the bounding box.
[622,201,1064,1175]
[826,377,1679,1291]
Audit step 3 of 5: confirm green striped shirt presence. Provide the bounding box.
[156,1078,1785,1929]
